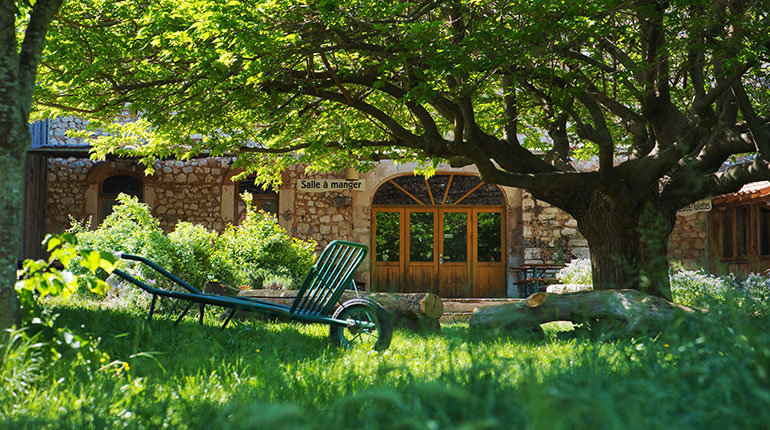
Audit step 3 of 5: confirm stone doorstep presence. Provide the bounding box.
[440,298,524,324]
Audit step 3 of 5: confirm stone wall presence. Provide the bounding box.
[520,191,710,270]
[48,115,125,147]
[521,191,589,264]
[279,167,360,252]
[46,157,231,233]
[150,159,230,231]
[47,158,91,232]
[668,212,708,268]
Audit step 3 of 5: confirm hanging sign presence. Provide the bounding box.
[297,179,366,193]
[677,198,712,216]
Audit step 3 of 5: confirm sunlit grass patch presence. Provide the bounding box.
[3,294,770,429]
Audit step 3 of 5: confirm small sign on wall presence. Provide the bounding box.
[297,179,366,192]
[677,198,712,216]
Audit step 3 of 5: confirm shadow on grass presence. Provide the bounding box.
[48,301,338,377]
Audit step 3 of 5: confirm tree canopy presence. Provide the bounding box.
[36,0,770,297]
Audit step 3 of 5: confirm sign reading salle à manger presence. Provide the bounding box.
[297,179,366,193]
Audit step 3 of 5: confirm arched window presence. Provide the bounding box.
[99,175,142,223]
[372,174,504,206]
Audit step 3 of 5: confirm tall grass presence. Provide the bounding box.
[2,292,770,429]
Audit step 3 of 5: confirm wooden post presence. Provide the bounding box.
[20,153,47,261]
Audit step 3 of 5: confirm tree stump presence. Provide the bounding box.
[238,289,444,332]
[469,290,704,335]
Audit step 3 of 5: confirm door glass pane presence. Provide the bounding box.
[761,208,770,256]
[722,210,733,258]
[443,212,467,262]
[736,208,748,257]
[375,212,400,262]
[477,212,502,262]
[409,212,434,262]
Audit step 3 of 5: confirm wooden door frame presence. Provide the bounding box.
[372,204,507,297]
[371,208,405,291]
[471,207,506,297]
[405,208,439,294]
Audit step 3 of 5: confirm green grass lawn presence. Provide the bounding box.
[3,295,770,430]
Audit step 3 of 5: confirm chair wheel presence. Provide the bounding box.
[329,298,392,351]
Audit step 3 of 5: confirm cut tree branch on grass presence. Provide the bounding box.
[236,288,443,332]
[469,290,705,335]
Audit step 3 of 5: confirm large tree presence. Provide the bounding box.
[36,0,770,299]
[1,0,62,331]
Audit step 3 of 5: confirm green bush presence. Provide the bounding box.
[166,222,221,289]
[670,270,770,314]
[669,270,729,307]
[68,193,316,294]
[557,258,592,285]
[215,196,316,289]
[735,273,770,316]
[68,194,175,285]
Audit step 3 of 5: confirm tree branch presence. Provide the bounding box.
[731,80,770,160]
[19,0,64,111]
[501,73,519,145]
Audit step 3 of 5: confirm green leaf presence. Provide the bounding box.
[85,278,110,295]
[98,251,118,273]
[80,249,103,275]
[45,234,62,252]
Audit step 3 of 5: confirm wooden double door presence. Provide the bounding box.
[372,207,505,298]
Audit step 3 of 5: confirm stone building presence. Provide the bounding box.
[21,117,764,298]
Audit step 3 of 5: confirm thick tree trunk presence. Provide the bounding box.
[0,0,64,333]
[575,198,676,299]
[237,289,444,332]
[469,290,703,335]
[0,124,28,332]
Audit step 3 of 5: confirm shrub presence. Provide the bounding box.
[262,273,294,290]
[670,270,770,314]
[215,196,316,289]
[166,222,221,289]
[557,258,592,285]
[738,273,770,315]
[68,192,316,295]
[68,194,175,285]
[669,270,729,307]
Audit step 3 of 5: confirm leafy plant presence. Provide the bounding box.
[167,221,221,289]
[68,194,175,286]
[738,273,770,315]
[670,270,729,308]
[68,192,316,294]
[214,193,316,289]
[9,234,116,402]
[557,258,592,285]
[262,274,294,290]
[15,234,116,321]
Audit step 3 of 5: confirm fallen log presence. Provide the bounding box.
[546,284,593,294]
[238,289,443,332]
[469,290,704,335]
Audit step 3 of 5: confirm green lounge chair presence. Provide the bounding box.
[112,240,392,351]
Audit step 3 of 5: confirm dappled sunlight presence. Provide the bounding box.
[6,288,770,429]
